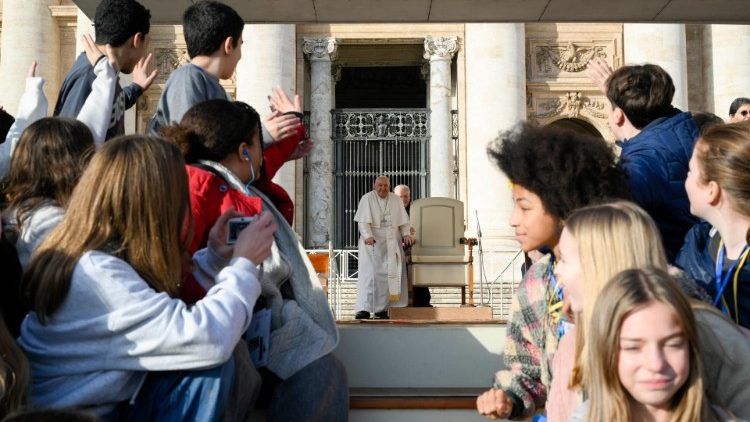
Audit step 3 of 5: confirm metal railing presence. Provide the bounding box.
[307,247,526,321]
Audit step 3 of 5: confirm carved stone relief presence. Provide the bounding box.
[136,93,159,134]
[528,91,609,120]
[526,38,619,82]
[154,48,189,84]
[536,42,606,73]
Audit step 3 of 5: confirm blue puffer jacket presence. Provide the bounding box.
[676,221,750,330]
[619,110,699,262]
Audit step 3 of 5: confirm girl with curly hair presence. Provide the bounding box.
[476,122,630,420]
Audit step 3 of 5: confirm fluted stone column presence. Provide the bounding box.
[465,24,525,244]
[704,25,750,119]
[302,38,337,248]
[236,24,297,204]
[424,36,458,199]
[0,0,60,115]
[624,24,688,111]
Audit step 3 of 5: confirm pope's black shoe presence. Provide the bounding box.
[355,311,370,320]
[374,311,389,319]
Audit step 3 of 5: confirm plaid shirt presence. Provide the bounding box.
[494,253,561,419]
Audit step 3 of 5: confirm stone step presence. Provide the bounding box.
[388,306,493,322]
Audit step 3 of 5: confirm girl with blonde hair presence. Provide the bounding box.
[678,121,750,330]
[554,201,750,420]
[19,135,276,420]
[574,267,728,422]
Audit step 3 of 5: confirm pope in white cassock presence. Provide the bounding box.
[354,175,414,319]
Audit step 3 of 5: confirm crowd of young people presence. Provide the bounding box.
[0,0,748,421]
[477,60,750,422]
[0,1,343,420]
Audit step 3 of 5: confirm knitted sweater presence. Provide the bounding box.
[495,254,560,419]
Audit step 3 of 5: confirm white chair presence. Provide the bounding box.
[409,197,473,305]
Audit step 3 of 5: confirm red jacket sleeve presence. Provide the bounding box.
[263,123,306,180]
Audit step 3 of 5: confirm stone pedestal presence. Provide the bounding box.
[424,36,458,199]
[704,25,750,119]
[303,37,337,248]
[624,24,688,111]
[0,0,61,115]
[236,24,297,206]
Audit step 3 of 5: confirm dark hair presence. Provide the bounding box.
[161,99,261,164]
[1,118,95,227]
[0,314,28,420]
[691,111,724,135]
[0,109,14,143]
[606,64,677,129]
[729,97,750,116]
[183,1,244,58]
[488,122,631,221]
[94,0,151,47]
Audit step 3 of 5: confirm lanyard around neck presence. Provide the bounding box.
[546,256,567,338]
[714,239,750,324]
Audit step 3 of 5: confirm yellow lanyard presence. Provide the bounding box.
[715,239,750,325]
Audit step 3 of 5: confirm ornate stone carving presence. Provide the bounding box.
[423,36,459,60]
[154,48,189,83]
[532,91,609,119]
[302,38,338,61]
[535,42,607,73]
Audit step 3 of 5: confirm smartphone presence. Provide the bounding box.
[227,216,259,244]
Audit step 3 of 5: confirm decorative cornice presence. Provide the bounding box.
[49,5,78,26]
[423,36,458,61]
[302,37,338,61]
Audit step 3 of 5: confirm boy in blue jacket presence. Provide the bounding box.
[588,58,699,261]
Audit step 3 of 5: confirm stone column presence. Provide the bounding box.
[703,25,750,119]
[302,37,337,248]
[624,24,688,111]
[424,36,458,198]
[0,0,60,115]
[236,24,297,203]
[465,24,525,243]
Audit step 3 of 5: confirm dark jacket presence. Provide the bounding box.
[619,110,699,262]
[0,231,23,337]
[54,53,142,140]
[675,221,750,329]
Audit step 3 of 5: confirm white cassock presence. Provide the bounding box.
[354,191,410,313]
